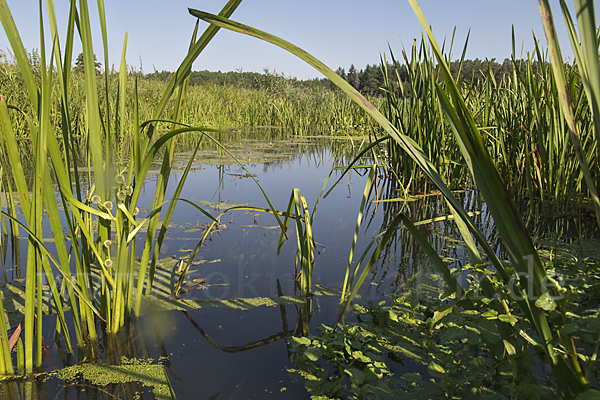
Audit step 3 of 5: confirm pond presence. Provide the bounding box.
[0,128,491,399]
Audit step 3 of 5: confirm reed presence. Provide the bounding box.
[0,0,249,375]
[379,29,594,217]
[0,54,376,142]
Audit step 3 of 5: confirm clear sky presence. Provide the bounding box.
[0,0,578,80]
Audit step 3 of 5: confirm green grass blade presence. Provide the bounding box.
[78,0,105,199]
[340,166,375,303]
[573,0,600,149]
[0,0,39,110]
[0,293,13,374]
[539,0,600,228]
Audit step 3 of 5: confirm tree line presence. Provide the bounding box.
[335,58,543,96]
[145,58,545,97]
[13,50,547,98]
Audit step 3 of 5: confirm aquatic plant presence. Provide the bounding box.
[188,0,600,396]
[0,0,249,376]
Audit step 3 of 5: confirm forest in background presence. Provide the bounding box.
[145,57,538,96]
[4,48,547,97]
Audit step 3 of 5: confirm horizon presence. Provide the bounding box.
[0,1,579,80]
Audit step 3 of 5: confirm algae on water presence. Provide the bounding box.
[44,357,175,400]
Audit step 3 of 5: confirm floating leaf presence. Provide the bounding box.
[351,350,371,364]
[428,362,446,378]
[363,365,384,382]
[289,336,311,347]
[305,346,324,361]
[345,367,365,385]
[182,227,204,233]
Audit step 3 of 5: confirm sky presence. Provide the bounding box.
[0,0,580,80]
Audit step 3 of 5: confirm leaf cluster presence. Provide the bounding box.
[288,323,403,399]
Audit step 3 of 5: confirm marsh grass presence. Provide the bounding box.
[379,34,595,217]
[0,0,597,397]
[0,55,376,146]
[0,0,280,378]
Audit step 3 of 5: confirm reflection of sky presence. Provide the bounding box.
[158,146,385,300]
[30,137,486,398]
[1,136,498,304]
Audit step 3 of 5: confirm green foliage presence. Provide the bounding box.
[73,52,101,75]
[0,0,245,375]
[378,35,594,214]
[188,2,600,398]
[292,256,600,399]
[288,323,403,399]
[0,59,375,138]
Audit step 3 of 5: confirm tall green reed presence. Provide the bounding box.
[0,0,247,375]
[1,51,376,142]
[538,0,600,227]
[379,29,594,218]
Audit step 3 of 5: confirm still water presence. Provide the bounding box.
[0,130,483,399]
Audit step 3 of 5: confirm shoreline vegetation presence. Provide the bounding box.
[1,45,593,216]
[0,0,598,398]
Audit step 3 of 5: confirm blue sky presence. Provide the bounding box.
[0,1,577,80]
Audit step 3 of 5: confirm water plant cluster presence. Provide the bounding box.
[379,36,595,218]
[0,0,598,398]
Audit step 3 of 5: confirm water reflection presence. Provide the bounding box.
[2,128,596,398]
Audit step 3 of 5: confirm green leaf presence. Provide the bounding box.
[534,292,556,311]
[470,356,487,369]
[481,309,499,319]
[575,389,600,400]
[478,319,502,344]
[363,365,384,382]
[344,367,365,385]
[440,327,468,343]
[305,346,325,362]
[498,314,519,325]
[583,316,600,332]
[559,322,581,336]
[289,336,311,348]
[351,350,371,364]
[428,362,446,378]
